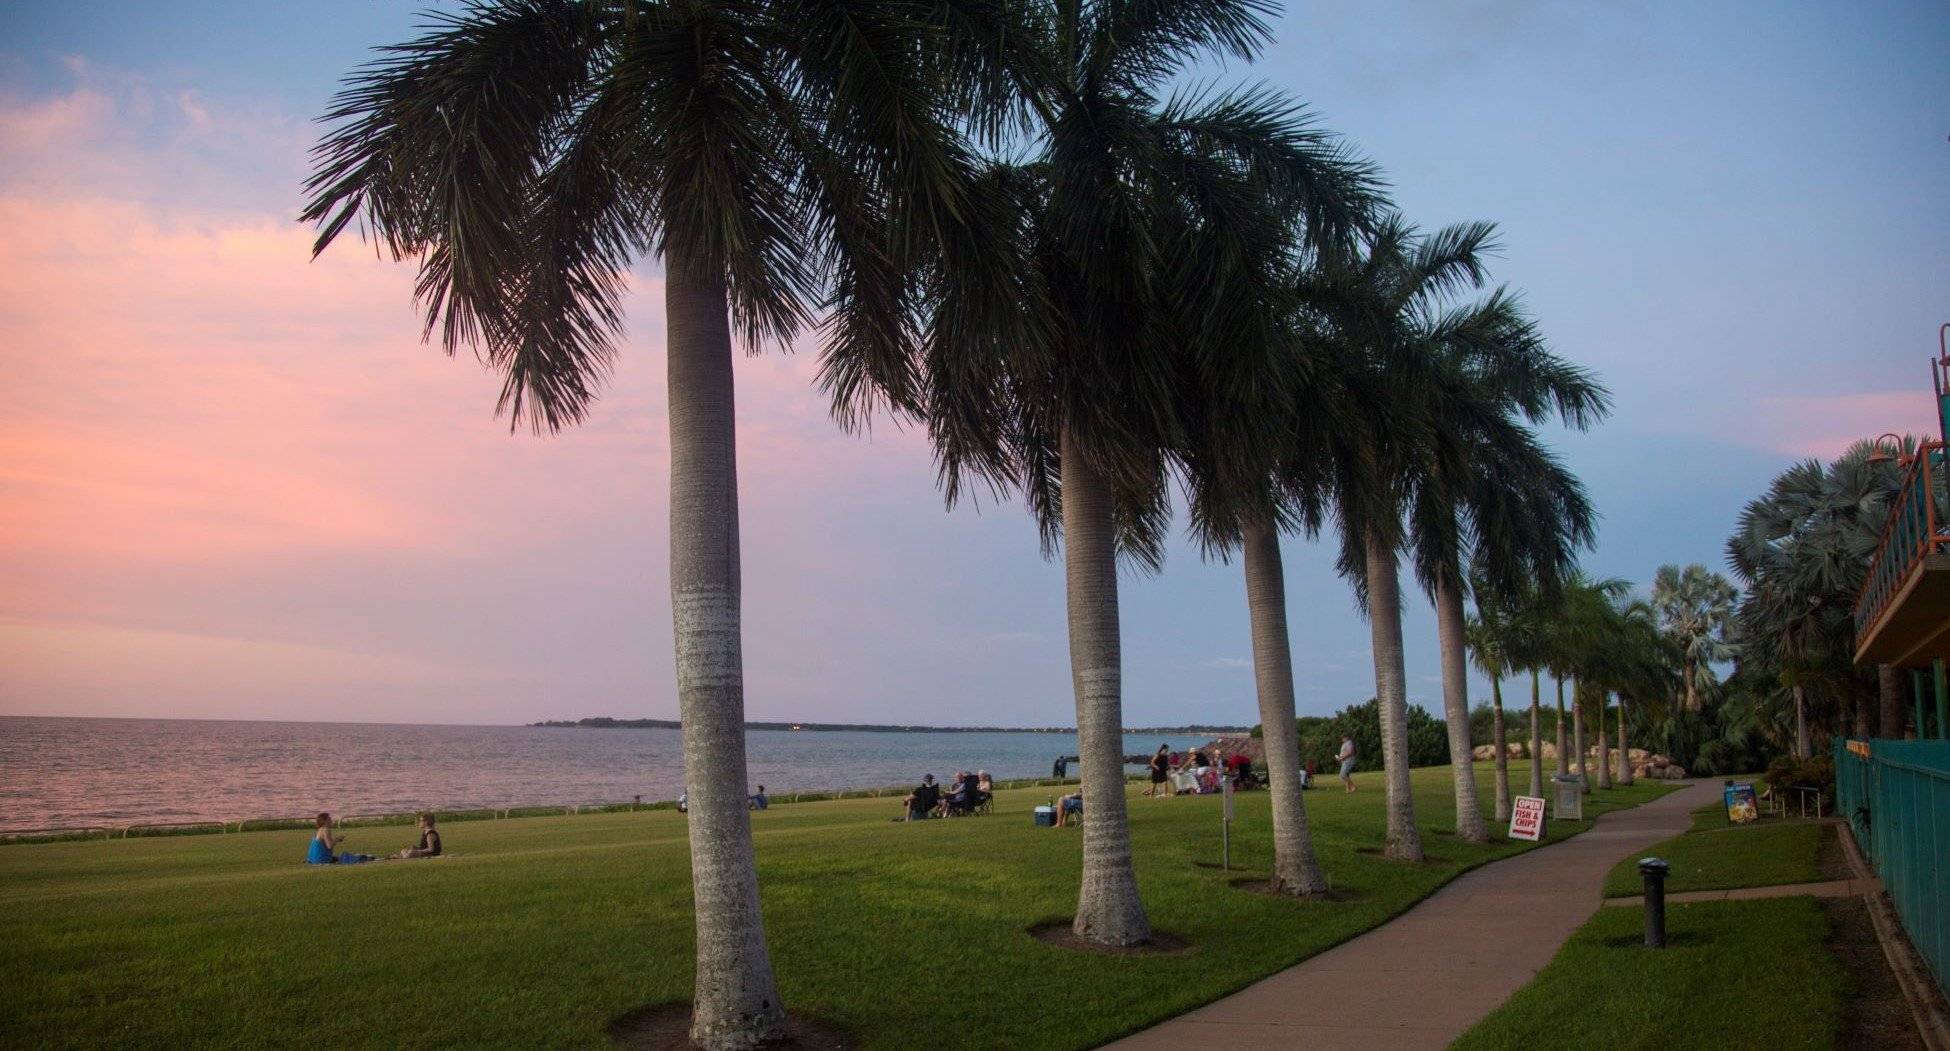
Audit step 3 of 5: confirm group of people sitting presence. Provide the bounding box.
[1145,743,1263,798]
[899,770,993,821]
[306,811,442,865]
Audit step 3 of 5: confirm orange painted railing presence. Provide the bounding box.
[1856,441,1950,642]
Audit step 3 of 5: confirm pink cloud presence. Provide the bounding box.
[1750,391,1940,460]
[0,67,963,721]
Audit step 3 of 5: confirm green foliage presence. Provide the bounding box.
[2,769,1672,1049]
[1452,898,1846,1050]
[1293,698,1449,773]
[1762,754,1836,804]
[1468,702,1564,746]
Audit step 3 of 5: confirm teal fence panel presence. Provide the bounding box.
[1836,738,1950,998]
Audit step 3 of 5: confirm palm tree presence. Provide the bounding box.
[1499,580,1553,799]
[1466,589,1516,820]
[1650,564,1738,712]
[1403,301,1605,843]
[1296,219,1504,863]
[914,1,1377,939]
[1553,574,1632,791]
[1727,438,1921,754]
[301,5,1031,1043]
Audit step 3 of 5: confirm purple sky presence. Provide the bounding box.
[2,1,1945,726]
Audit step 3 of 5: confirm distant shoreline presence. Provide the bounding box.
[529,717,1252,735]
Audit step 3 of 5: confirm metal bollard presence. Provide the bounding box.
[1639,857,1671,948]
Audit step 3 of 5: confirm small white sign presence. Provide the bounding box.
[1509,796,1546,841]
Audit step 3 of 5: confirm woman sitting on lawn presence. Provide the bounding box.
[306,812,373,864]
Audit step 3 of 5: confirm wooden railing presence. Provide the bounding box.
[1856,441,1950,641]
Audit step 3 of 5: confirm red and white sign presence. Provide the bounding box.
[1509,796,1546,841]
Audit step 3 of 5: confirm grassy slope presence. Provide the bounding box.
[1600,804,1828,897]
[1,762,1672,1050]
[1451,897,1847,1051]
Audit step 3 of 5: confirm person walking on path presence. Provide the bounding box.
[1337,736,1358,793]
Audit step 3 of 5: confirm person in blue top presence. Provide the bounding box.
[306,812,374,864]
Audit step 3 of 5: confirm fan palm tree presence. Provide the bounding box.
[1727,438,1922,754]
[909,1,1378,940]
[301,4,1034,1043]
[1650,564,1738,712]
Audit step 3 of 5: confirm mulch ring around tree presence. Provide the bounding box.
[1025,921,1192,956]
[1226,877,1362,902]
[608,1004,854,1050]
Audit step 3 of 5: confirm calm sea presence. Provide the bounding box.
[0,716,1212,832]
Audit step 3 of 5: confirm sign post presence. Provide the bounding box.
[1509,795,1546,842]
[1221,774,1234,870]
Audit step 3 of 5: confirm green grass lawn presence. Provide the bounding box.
[1451,897,1848,1050]
[1601,804,1829,897]
[1,762,1673,1049]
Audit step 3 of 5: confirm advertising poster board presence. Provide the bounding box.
[1724,781,1759,824]
[1509,796,1546,841]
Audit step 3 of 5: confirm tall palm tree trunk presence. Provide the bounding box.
[1364,530,1425,862]
[1616,696,1634,785]
[1879,665,1906,739]
[1554,676,1569,776]
[1595,693,1612,790]
[1490,675,1511,822]
[1684,659,1698,712]
[1793,683,1810,758]
[665,250,788,1048]
[1571,683,1588,793]
[1434,576,1487,842]
[1527,669,1544,799]
[1242,519,1329,895]
[1061,425,1150,945]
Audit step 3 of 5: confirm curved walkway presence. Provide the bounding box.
[1104,779,1720,1050]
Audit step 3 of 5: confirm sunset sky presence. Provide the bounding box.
[2,1,1945,727]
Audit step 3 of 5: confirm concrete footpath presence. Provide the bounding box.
[1104,779,1720,1051]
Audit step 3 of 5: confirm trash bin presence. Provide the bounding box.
[1552,774,1584,820]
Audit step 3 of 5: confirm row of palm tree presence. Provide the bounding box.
[303,2,1610,1045]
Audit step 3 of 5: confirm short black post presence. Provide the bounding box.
[1639,857,1671,948]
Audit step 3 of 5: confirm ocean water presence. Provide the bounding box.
[0,717,1213,832]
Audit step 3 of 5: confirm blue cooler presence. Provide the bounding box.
[1033,806,1056,827]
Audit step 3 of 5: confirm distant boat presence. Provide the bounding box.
[790,724,804,731]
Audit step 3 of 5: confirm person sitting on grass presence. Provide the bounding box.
[306,812,374,865]
[1054,791,1083,827]
[749,785,768,811]
[902,775,941,821]
[389,813,442,860]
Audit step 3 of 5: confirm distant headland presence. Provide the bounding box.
[529,717,1250,735]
